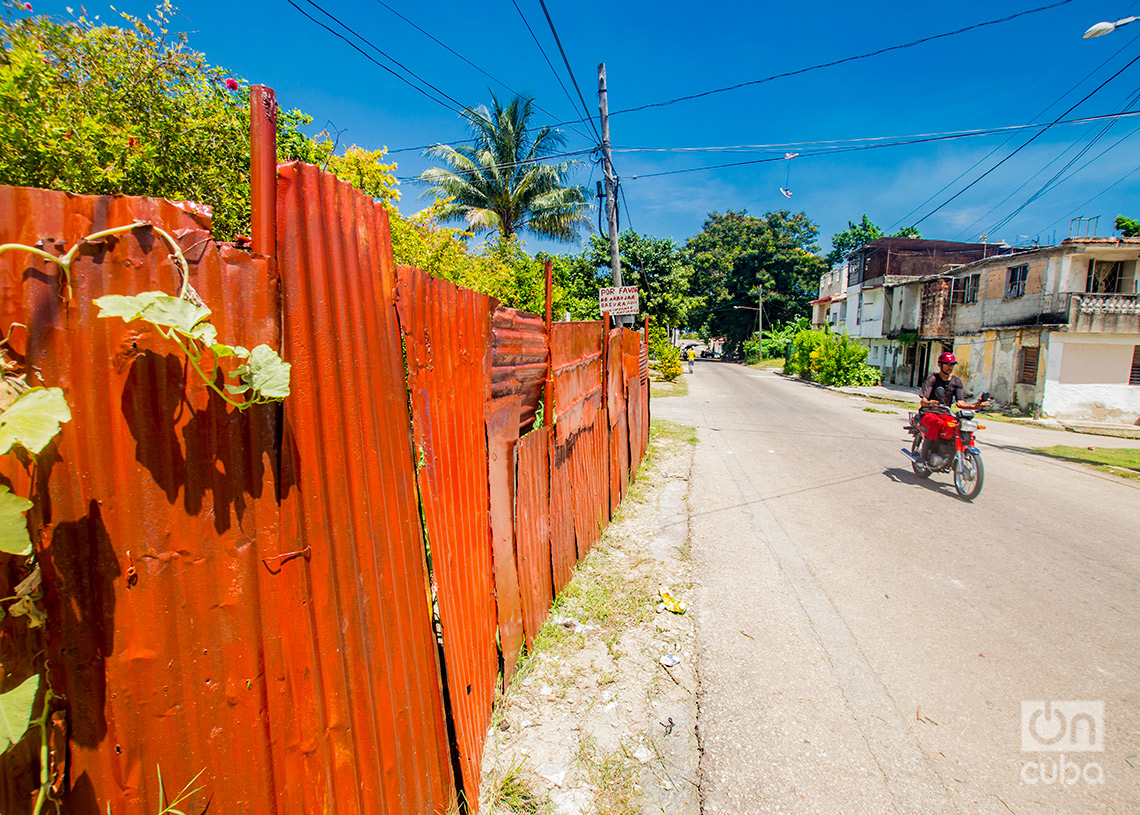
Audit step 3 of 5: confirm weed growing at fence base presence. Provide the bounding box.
[575,736,642,815]
[482,756,550,815]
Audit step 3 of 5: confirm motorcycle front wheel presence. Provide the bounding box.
[910,435,931,479]
[954,450,984,501]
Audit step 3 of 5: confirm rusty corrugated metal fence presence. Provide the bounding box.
[0,97,650,815]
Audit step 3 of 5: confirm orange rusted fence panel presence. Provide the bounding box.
[276,165,453,815]
[551,322,603,443]
[514,427,552,651]
[0,187,281,815]
[491,307,547,434]
[486,395,524,685]
[1,168,649,815]
[628,374,646,478]
[396,264,497,811]
[550,441,577,596]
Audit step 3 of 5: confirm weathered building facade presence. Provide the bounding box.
[936,237,1140,422]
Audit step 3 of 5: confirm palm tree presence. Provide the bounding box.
[418,93,590,243]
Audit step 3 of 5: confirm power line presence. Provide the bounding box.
[286,0,465,113]
[956,95,1140,239]
[369,0,595,145]
[535,0,603,143]
[910,50,1140,227]
[548,0,1080,127]
[614,112,1140,156]
[619,185,634,234]
[395,147,594,183]
[890,30,1140,232]
[511,0,590,136]
[625,110,1140,179]
[986,89,1140,234]
[1043,164,1140,231]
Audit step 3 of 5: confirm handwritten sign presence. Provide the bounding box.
[598,286,639,316]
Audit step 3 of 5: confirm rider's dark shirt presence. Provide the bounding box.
[919,374,964,406]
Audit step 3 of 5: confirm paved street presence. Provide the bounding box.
[652,361,1140,815]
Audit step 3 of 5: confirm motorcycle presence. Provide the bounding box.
[903,391,988,501]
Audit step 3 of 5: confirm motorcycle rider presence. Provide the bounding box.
[917,351,989,464]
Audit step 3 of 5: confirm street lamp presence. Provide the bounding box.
[733,299,763,360]
[1083,16,1138,37]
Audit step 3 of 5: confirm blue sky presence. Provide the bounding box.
[32,0,1140,258]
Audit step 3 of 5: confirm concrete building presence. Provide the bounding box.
[932,237,1140,422]
[832,238,999,385]
[810,265,846,329]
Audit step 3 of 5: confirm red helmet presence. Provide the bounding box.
[938,351,957,365]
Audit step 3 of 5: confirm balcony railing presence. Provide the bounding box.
[1072,292,1140,315]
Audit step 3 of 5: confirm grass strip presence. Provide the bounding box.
[1032,445,1140,480]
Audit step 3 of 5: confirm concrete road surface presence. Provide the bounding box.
[652,362,1140,815]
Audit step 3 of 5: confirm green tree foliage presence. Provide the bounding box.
[1116,215,1140,237]
[826,215,921,266]
[0,2,326,239]
[419,93,589,243]
[581,231,702,331]
[686,210,825,356]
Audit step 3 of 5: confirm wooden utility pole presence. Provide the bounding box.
[598,63,624,325]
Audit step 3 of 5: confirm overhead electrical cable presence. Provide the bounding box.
[287,0,465,113]
[890,30,1140,232]
[986,89,1140,234]
[546,0,1080,127]
[909,50,1140,227]
[395,147,594,183]
[510,0,592,137]
[1043,164,1140,231]
[626,110,1140,179]
[613,112,1140,155]
[535,0,603,143]
[370,0,595,144]
[954,89,1140,239]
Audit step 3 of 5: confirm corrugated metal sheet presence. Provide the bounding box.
[606,327,626,424]
[549,440,577,596]
[395,264,497,812]
[622,329,641,386]
[276,164,454,815]
[0,186,282,815]
[627,375,646,479]
[570,418,608,560]
[486,396,524,685]
[491,307,547,433]
[0,186,280,815]
[514,427,552,651]
[550,323,603,443]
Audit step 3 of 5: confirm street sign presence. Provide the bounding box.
[598,286,639,316]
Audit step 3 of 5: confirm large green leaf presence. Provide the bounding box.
[95,292,212,337]
[236,345,291,401]
[0,387,71,456]
[0,487,33,556]
[0,674,39,752]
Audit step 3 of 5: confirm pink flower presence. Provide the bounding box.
[224,78,239,91]
[23,2,33,10]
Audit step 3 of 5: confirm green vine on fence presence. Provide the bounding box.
[0,222,290,812]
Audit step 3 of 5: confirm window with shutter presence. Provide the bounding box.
[1019,346,1039,385]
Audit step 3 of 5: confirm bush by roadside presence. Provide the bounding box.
[784,328,881,387]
